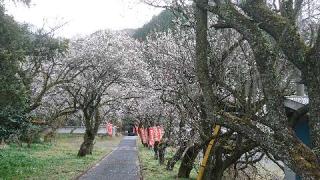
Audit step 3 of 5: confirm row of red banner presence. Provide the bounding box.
[136,126,164,147]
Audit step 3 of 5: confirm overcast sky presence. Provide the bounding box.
[5,0,162,38]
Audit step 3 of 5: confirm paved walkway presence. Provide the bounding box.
[79,136,140,180]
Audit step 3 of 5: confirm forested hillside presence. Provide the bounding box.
[133,9,175,40]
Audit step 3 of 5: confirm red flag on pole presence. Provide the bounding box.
[140,128,147,144]
[157,126,163,140]
[138,127,143,138]
[154,126,159,142]
[144,128,148,144]
[148,127,155,147]
[106,123,113,136]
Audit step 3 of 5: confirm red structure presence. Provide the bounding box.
[148,127,155,146]
[106,123,113,136]
[137,126,164,147]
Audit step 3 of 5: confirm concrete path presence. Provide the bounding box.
[79,136,140,180]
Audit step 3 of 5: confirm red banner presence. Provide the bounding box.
[137,126,164,146]
[144,128,148,144]
[148,127,155,147]
[140,128,147,144]
[154,126,159,142]
[138,128,143,137]
[106,123,113,136]
[157,126,163,140]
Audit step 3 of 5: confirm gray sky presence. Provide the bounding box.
[5,0,162,38]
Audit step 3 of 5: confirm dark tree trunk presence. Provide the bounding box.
[157,120,173,165]
[78,106,102,157]
[305,47,320,159]
[306,76,320,159]
[154,141,159,160]
[166,144,187,170]
[211,169,224,180]
[178,144,201,178]
[206,147,224,180]
[158,141,167,165]
[78,129,96,157]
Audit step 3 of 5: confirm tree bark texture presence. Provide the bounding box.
[154,141,159,160]
[178,144,201,178]
[78,107,101,157]
[158,141,167,165]
[78,129,95,157]
[166,144,187,170]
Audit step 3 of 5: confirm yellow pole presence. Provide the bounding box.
[196,125,221,180]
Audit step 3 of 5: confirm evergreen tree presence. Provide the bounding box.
[133,9,175,40]
[0,5,29,139]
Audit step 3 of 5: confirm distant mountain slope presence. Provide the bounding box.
[119,29,136,36]
[133,9,175,40]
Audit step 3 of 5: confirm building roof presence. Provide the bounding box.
[284,95,309,111]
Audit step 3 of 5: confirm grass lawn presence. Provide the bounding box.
[0,134,122,179]
[138,142,197,180]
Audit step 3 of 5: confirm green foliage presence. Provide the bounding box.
[26,29,69,63]
[133,9,176,40]
[0,3,69,140]
[0,5,29,139]
[122,116,135,131]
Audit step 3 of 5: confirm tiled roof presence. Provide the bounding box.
[285,95,309,105]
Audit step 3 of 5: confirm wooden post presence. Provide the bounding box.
[197,125,221,180]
